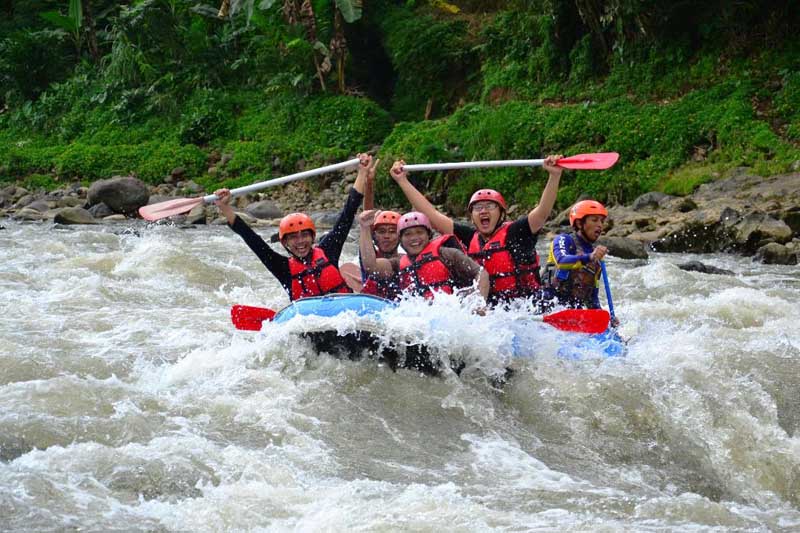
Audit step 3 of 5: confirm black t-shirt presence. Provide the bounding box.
[453,216,539,264]
[229,188,363,295]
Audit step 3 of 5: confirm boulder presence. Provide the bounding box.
[597,236,649,260]
[677,261,734,276]
[12,207,44,221]
[88,202,114,218]
[88,176,149,215]
[25,199,52,212]
[53,207,98,225]
[245,200,283,220]
[186,204,207,225]
[732,212,793,253]
[753,243,797,265]
[631,192,672,211]
[781,207,800,235]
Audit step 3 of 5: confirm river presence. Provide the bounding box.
[1,220,799,531]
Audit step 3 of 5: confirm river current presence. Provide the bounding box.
[1,220,799,532]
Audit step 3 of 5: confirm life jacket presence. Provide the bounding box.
[467,222,541,302]
[288,247,352,301]
[361,248,402,300]
[398,235,463,299]
[542,232,600,308]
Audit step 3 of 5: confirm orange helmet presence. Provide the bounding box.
[569,200,608,226]
[468,189,507,211]
[372,210,401,229]
[279,213,316,240]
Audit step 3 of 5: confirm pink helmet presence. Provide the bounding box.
[468,189,507,211]
[397,211,432,234]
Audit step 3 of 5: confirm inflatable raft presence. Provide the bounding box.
[270,294,625,375]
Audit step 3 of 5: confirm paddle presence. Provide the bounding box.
[231,304,276,331]
[402,152,619,172]
[600,261,617,325]
[139,158,361,221]
[538,308,610,334]
[230,303,609,334]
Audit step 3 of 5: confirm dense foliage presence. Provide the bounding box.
[1,0,798,210]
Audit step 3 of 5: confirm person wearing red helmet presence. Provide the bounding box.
[213,153,376,301]
[389,155,564,306]
[358,209,404,299]
[542,199,610,312]
[358,209,483,300]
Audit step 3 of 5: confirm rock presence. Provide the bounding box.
[732,212,793,253]
[651,221,732,253]
[220,153,233,166]
[676,198,698,212]
[781,207,800,235]
[677,261,734,276]
[56,196,84,208]
[13,194,34,209]
[25,199,52,212]
[631,192,672,211]
[311,210,342,229]
[597,236,649,260]
[186,205,207,225]
[103,214,127,222]
[88,202,114,218]
[245,200,283,220]
[87,176,149,215]
[753,243,797,265]
[171,167,186,180]
[13,207,44,221]
[719,207,741,225]
[53,207,98,225]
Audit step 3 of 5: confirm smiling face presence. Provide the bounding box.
[470,201,503,236]
[577,215,606,243]
[373,224,399,256]
[400,226,431,256]
[282,229,315,259]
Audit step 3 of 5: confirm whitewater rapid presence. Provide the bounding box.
[1,221,798,531]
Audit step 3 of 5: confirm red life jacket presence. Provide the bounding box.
[398,235,463,299]
[288,247,352,301]
[361,248,402,300]
[467,222,541,302]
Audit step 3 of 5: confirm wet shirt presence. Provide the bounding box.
[229,188,363,296]
[453,216,540,265]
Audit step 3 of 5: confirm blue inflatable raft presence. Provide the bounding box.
[272,294,625,374]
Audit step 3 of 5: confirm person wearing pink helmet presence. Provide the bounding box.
[542,200,613,316]
[358,209,483,300]
[389,155,564,306]
[213,153,376,301]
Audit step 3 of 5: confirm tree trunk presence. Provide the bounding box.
[82,0,100,62]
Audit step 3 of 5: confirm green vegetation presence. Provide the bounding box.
[1,0,798,210]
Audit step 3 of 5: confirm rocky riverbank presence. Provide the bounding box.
[1,166,798,265]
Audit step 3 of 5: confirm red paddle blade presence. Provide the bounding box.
[231,305,276,331]
[139,197,204,221]
[543,309,610,334]
[558,152,619,170]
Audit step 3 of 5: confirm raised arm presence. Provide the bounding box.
[358,210,395,278]
[353,153,378,195]
[527,154,564,233]
[390,160,454,235]
[214,188,237,225]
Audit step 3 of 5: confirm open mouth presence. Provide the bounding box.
[478,215,492,231]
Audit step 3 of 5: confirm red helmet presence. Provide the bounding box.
[468,189,507,211]
[569,200,608,226]
[397,211,432,234]
[372,210,401,229]
[279,213,316,240]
